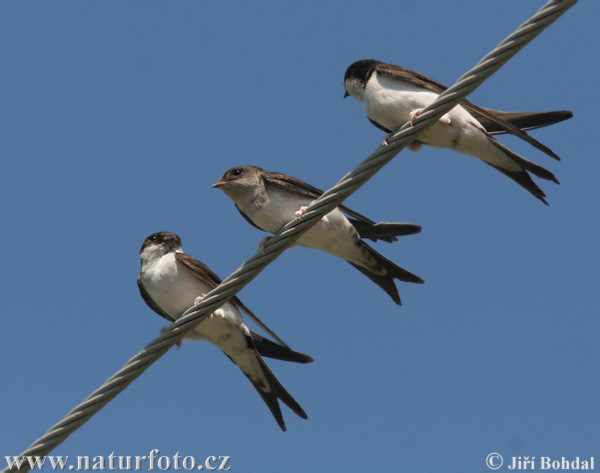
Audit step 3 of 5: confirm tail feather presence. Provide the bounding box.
[349,244,424,305]
[371,247,424,284]
[478,131,559,205]
[246,356,308,431]
[490,138,559,184]
[348,220,422,243]
[487,163,549,206]
[466,104,567,160]
[349,262,402,305]
[250,331,313,364]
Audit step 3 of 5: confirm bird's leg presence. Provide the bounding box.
[407,108,449,152]
[380,109,424,147]
[258,236,273,253]
[411,107,451,126]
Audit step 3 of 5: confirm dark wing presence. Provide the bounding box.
[369,117,393,133]
[235,204,265,231]
[262,171,326,200]
[250,331,313,364]
[137,276,175,323]
[175,253,222,289]
[233,298,290,349]
[262,171,397,230]
[349,220,422,243]
[175,252,290,348]
[375,63,448,94]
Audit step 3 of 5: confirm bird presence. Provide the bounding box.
[138,231,311,431]
[213,165,424,305]
[343,59,573,205]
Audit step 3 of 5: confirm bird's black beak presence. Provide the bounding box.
[343,91,349,98]
[212,181,225,189]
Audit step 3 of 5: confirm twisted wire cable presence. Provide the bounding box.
[4,1,576,471]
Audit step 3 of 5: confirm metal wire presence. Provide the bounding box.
[4,1,576,471]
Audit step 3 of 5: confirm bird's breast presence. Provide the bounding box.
[142,255,208,318]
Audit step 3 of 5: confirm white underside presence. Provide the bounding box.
[361,74,522,171]
[241,188,377,269]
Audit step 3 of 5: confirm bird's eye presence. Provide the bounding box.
[232,168,243,176]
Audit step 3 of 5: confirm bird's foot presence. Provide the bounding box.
[294,205,309,218]
[296,205,328,223]
[409,108,423,124]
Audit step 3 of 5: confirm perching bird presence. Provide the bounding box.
[343,59,573,205]
[213,165,424,305]
[138,231,311,431]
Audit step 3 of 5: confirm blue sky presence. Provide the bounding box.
[2,1,598,471]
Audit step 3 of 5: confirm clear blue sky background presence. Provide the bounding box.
[2,1,598,471]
